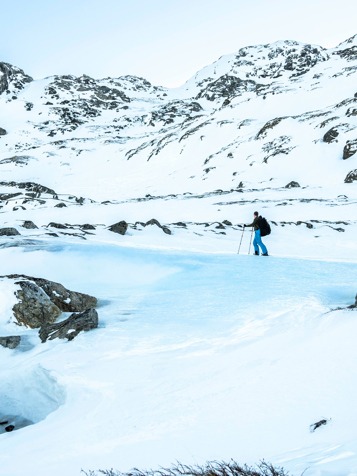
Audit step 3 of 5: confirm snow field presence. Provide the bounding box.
[0,243,356,476]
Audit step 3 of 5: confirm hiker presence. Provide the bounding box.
[244,211,268,256]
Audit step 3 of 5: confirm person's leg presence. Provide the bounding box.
[255,230,268,255]
[253,231,259,254]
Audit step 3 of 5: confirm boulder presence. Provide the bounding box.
[323,127,339,143]
[285,181,300,188]
[145,218,172,235]
[0,128,6,136]
[1,275,97,328]
[0,228,20,236]
[108,220,128,235]
[344,169,357,183]
[47,222,67,229]
[12,280,62,328]
[0,336,21,349]
[39,309,98,342]
[21,221,38,229]
[81,224,96,230]
[343,139,357,159]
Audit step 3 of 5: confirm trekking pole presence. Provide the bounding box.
[237,226,244,254]
[248,227,254,254]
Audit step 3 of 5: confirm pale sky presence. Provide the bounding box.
[1,0,356,87]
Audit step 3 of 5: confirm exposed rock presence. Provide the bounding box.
[323,127,339,143]
[55,202,67,208]
[0,128,7,135]
[81,224,96,230]
[0,336,21,349]
[12,280,62,328]
[343,139,357,159]
[285,181,300,188]
[39,308,98,343]
[196,74,260,102]
[108,220,128,235]
[0,62,33,96]
[0,228,20,236]
[256,117,286,139]
[344,169,357,183]
[0,155,31,166]
[145,218,171,235]
[0,181,57,198]
[1,275,97,328]
[47,222,67,229]
[5,425,15,432]
[21,221,38,229]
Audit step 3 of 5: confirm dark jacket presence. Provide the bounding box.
[246,216,260,231]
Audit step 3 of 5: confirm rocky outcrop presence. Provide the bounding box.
[0,181,57,198]
[323,127,339,143]
[12,280,62,328]
[39,309,98,342]
[1,275,97,328]
[109,220,128,235]
[0,336,21,349]
[0,228,20,236]
[344,169,357,183]
[21,221,38,229]
[285,181,300,188]
[343,139,357,159]
[0,155,31,165]
[0,128,6,136]
[144,218,171,235]
[0,62,33,96]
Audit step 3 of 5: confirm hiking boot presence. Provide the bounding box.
[262,252,269,256]
[254,251,259,255]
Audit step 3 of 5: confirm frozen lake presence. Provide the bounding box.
[1,241,357,476]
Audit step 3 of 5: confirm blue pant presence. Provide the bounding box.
[253,229,268,255]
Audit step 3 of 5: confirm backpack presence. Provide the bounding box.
[258,216,271,237]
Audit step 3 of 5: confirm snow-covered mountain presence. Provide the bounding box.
[0,34,356,250]
[1,35,357,476]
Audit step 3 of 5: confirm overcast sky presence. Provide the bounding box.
[1,0,356,87]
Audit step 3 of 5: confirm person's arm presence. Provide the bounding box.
[245,217,259,228]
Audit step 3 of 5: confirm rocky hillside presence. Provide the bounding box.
[0,35,356,254]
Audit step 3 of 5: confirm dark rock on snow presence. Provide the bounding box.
[109,220,128,235]
[0,228,20,236]
[323,127,339,143]
[0,336,21,349]
[343,139,357,159]
[344,169,357,183]
[21,221,38,229]
[145,218,171,235]
[39,308,98,343]
[0,128,7,135]
[2,274,97,328]
[285,181,300,188]
[12,280,62,328]
[81,224,96,230]
[47,222,68,229]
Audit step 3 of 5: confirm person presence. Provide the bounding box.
[244,211,268,256]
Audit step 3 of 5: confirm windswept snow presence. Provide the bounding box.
[0,243,357,476]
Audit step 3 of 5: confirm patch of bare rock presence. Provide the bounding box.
[0,275,98,344]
